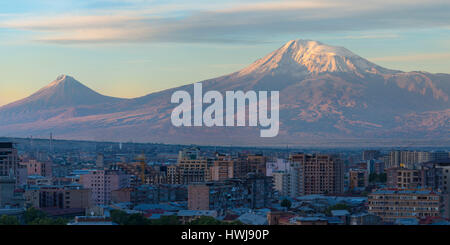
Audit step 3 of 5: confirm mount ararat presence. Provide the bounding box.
[0,40,449,146]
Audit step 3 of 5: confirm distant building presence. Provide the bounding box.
[385,151,433,169]
[21,159,53,178]
[421,158,450,193]
[96,154,104,169]
[112,184,187,204]
[79,169,131,205]
[168,149,211,184]
[25,184,91,210]
[266,158,290,177]
[210,154,235,181]
[349,169,368,190]
[0,142,19,177]
[368,188,443,223]
[362,150,380,161]
[289,153,344,197]
[116,162,166,185]
[386,167,422,188]
[272,171,291,197]
[188,174,273,213]
[0,176,16,207]
[246,154,267,176]
[367,160,385,175]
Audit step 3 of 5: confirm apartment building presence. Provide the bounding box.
[368,188,442,223]
[289,153,344,197]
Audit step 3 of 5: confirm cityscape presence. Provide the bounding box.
[0,0,449,237]
[0,137,449,225]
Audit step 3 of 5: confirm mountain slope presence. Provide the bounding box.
[0,40,449,146]
[0,75,128,124]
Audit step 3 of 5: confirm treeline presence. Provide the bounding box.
[0,207,68,225]
[110,209,243,225]
[369,173,387,183]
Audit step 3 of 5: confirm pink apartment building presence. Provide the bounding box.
[79,170,131,206]
[21,159,53,177]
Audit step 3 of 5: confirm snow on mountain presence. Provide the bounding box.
[0,40,449,146]
[237,39,396,78]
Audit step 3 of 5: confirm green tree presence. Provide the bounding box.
[110,209,130,225]
[23,207,68,225]
[150,215,181,225]
[188,216,244,225]
[23,207,47,224]
[125,213,151,225]
[226,220,244,225]
[369,173,387,183]
[281,199,292,209]
[0,215,20,225]
[189,216,222,225]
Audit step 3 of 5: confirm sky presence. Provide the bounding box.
[1,0,450,106]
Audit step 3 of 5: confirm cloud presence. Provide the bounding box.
[370,53,450,62]
[340,34,400,40]
[0,0,449,44]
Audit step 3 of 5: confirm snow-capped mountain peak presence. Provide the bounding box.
[237,39,394,77]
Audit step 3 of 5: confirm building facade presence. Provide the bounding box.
[368,188,443,223]
[289,153,344,197]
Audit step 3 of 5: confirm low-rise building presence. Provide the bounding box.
[368,188,443,223]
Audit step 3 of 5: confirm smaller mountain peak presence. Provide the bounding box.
[56,74,68,81]
[46,74,78,88]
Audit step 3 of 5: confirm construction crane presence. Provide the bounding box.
[136,154,146,184]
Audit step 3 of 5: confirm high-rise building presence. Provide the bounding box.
[349,169,369,190]
[210,154,234,181]
[266,158,290,176]
[385,151,432,169]
[289,153,344,197]
[79,169,131,205]
[188,174,273,212]
[246,154,267,176]
[168,148,211,184]
[96,154,104,169]
[362,150,380,161]
[386,167,423,188]
[0,142,19,177]
[272,171,291,197]
[21,159,53,177]
[421,158,450,193]
[0,176,16,207]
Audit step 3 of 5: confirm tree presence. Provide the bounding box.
[188,216,243,225]
[0,215,20,225]
[110,209,130,225]
[23,207,68,225]
[150,215,181,225]
[23,207,46,224]
[369,173,387,183]
[125,213,151,225]
[281,199,292,209]
[189,216,222,225]
[29,217,68,225]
